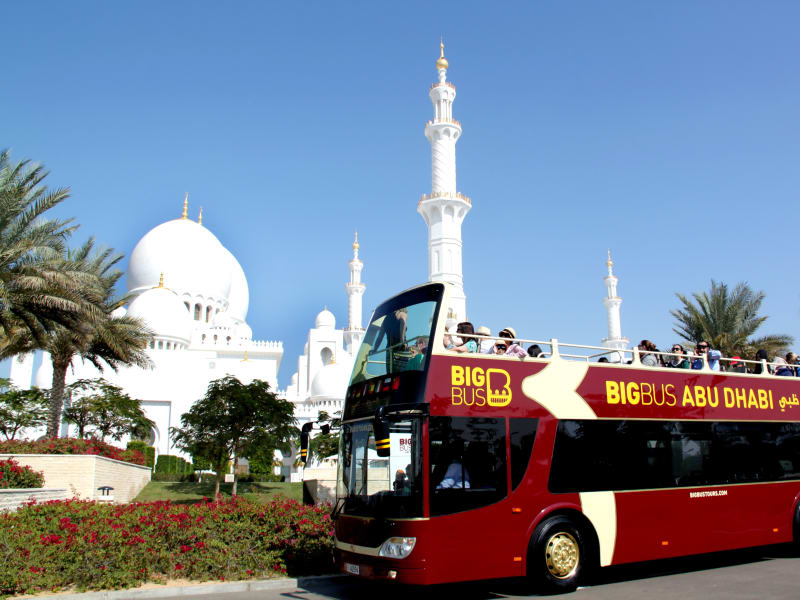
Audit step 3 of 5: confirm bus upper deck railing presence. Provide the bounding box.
[455,334,797,377]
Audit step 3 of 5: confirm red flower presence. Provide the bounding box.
[175,563,184,571]
[180,544,192,553]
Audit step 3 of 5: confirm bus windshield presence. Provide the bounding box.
[349,285,442,384]
[337,418,423,518]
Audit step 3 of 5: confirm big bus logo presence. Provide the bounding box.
[450,365,512,407]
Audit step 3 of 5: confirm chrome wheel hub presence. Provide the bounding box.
[545,531,579,579]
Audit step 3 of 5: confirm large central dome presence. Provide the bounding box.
[127,218,232,303]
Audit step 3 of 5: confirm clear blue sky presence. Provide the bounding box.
[3,1,799,385]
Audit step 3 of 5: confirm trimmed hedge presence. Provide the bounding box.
[0,438,145,466]
[0,458,44,489]
[0,496,334,597]
[126,441,155,469]
[155,455,192,475]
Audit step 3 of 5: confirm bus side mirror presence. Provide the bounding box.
[373,407,391,458]
[320,424,330,435]
[300,422,313,464]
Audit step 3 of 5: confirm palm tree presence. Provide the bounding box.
[671,280,793,359]
[7,238,153,437]
[0,149,96,345]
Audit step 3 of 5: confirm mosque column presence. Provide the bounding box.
[602,251,629,361]
[344,232,366,354]
[417,41,470,322]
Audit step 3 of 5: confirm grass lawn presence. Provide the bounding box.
[134,480,302,504]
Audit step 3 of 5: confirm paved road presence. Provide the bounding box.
[181,544,800,600]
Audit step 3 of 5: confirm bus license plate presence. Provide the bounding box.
[344,562,360,575]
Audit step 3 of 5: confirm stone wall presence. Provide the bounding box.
[0,488,67,512]
[0,454,151,503]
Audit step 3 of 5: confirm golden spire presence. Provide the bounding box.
[436,38,449,70]
[606,249,613,268]
[241,350,249,362]
[181,193,188,219]
[153,272,164,289]
[198,206,203,226]
[352,230,359,251]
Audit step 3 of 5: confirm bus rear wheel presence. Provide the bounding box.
[527,516,589,594]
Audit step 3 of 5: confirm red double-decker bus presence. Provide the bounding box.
[329,282,800,593]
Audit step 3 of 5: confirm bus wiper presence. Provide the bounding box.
[330,497,345,520]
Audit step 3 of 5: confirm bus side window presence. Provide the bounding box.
[429,416,508,516]
[509,418,538,492]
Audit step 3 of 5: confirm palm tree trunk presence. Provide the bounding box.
[47,360,69,438]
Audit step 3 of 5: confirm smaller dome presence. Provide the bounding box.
[127,286,192,345]
[111,306,127,318]
[315,308,335,329]
[310,362,351,400]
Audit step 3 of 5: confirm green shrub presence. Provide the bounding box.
[0,458,44,489]
[0,497,334,597]
[126,441,155,469]
[151,472,197,483]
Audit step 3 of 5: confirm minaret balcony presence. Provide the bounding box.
[430,81,456,92]
[418,191,471,209]
[426,118,461,128]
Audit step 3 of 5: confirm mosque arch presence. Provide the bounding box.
[194,304,201,321]
[321,347,333,366]
[206,306,212,322]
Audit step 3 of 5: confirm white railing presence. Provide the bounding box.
[454,335,797,377]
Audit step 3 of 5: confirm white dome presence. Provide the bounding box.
[212,311,236,329]
[111,306,127,318]
[310,361,350,399]
[127,285,193,345]
[315,308,336,329]
[223,248,249,322]
[126,218,231,303]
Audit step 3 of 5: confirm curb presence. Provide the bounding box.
[22,574,346,600]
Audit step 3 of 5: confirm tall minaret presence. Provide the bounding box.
[344,231,366,354]
[417,41,471,322]
[602,250,629,361]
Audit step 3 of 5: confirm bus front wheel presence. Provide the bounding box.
[527,516,590,594]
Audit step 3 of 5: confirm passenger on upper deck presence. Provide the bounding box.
[691,340,721,371]
[667,344,690,368]
[773,357,795,377]
[787,352,799,376]
[498,327,527,358]
[450,322,478,353]
[527,344,545,358]
[638,340,659,367]
[476,326,494,354]
[752,349,770,374]
[407,335,429,370]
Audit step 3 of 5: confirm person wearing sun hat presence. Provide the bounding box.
[476,325,494,354]
[498,327,527,358]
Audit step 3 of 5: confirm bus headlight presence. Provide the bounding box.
[379,537,416,559]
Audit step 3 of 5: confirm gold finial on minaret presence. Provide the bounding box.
[436,38,449,70]
[606,249,613,268]
[181,193,188,219]
[198,206,203,226]
[352,230,359,251]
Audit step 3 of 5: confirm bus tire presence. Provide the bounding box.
[527,516,589,594]
[794,501,800,544]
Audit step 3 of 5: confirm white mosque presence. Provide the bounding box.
[8,44,628,469]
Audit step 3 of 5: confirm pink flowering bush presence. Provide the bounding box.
[0,458,44,489]
[0,438,145,466]
[0,496,333,597]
